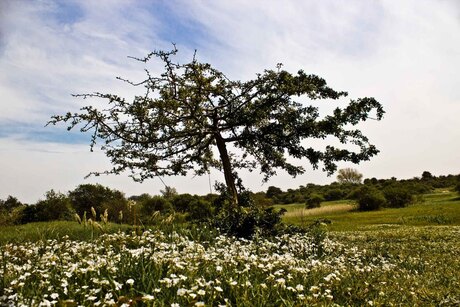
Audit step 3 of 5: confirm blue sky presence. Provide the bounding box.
[1,0,459,203]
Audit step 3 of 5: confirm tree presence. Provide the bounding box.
[421,171,433,180]
[49,47,384,205]
[266,186,283,199]
[21,190,74,223]
[336,168,363,184]
[68,184,128,219]
[0,196,23,211]
[306,193,324,209]
[160,186,178,199]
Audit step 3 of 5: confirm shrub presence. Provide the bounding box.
[383,186,414,208]
[324,189,346,201]
[357,187,386,211]
[172,193,196,212]
[21,190,75,223]
[69,184,128,218]
[212,185,285,238]
[186,199,213,222]
[139,196,173,218]
[305,193,324,209]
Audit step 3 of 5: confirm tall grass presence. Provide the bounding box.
[281,191,460,231]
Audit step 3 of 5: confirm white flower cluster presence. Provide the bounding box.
[2,226,452,306]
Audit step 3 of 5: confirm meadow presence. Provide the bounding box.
[1,191,459,306]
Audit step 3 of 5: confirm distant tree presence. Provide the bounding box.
[306,193,324,209]
[68,184,128,220]
[0,196,25,226]
[0,196,23,211]
[139,195,173,217]
[383,186,414,208]
[356,186,386,211]
[421,171,433,180]
[266,186,283,199]
[337,168,363,184]
[160,186,178,199]
[49,47,384,206]
[21,190,74,223]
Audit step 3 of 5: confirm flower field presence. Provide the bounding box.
[1,224,459,306]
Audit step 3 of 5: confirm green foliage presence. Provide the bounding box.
[49,47,384,205]
[139,195,173,218]
[171,193,196,212]
[160,186,178,199]
[21,190,74,223]
[336,168,363,184]
[266,186,283,199]
[186,199,213,222]
[306,193,325,209]
[212,186,285,238]
[357,186,386,211]
[250,192,274,207]
[0,196,25,226]
[0,196,23,211]
[68,184,130,222]
[383,186,414,208]
[324,188,347,201]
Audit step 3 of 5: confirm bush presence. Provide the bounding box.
[357,187,386,211]
[383,186,414,208]
[186,199,213,222]
[324,189,346,201]
[139,196,173,218]
[212,186,285,238]
[172,194,196,212]
[69,184,128,219]
[21,190,75,223]
[305,193,324,209]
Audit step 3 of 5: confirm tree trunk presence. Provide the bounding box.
[214,132,239,205]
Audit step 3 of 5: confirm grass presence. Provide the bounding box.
[0,221,133,245]
[0,190,459,305]
[279,191,460,231]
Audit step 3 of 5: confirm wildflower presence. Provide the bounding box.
[142,295,155,301]
[177,288,187,296]
[126,279,135,286]
[171,304,180,307]
[276,278,285,285]
[215,286,223,292]
[198,289,206,296]
[195,302,205,307]
[50,293,59,300]
[296,284,304,292]
[310,285,320,292]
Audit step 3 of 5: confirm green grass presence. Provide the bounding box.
[1,191,459,305]
[279,191,460,231]
[0,221,133,245]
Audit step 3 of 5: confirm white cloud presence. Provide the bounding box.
[0,0,459,202]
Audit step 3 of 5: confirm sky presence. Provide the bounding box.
[0,0,459,203]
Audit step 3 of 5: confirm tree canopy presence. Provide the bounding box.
[336,168,364,184]
[49,47,384,205]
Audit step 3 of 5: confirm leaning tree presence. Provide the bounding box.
[49,47,384,205]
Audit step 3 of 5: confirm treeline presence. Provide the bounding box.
[265,171,460,210]
[1,172,459,227]
[0,184,216,227]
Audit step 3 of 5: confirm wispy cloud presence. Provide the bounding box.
[0,0,459,202]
